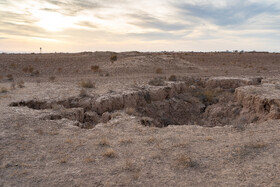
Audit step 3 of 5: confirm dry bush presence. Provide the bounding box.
[175,154,195,168]
[148,77,166,86]
[205,136,214,141]
[65,138,73,144]
[1,87,8,93]
[10,63,16,69]
[7,74,13,81]
[102,148,116,158]
[31,70,40,77]
[110,55,117,63]
[80,80,95,88]
[10,82,16,90]
[57,68,62,73]
[125,107,136,115]
[84,155,95,163]
[155,68,163,74]
[119,138,132,145]
[203,90,214,103]
[91,65,100,72]
[17,81,25,88]
[49,76,56,82]
[79,89,88,97]
[99,137,109,147]
[58,156,68,164]
[22,66,34,73]
[168,75,177,81]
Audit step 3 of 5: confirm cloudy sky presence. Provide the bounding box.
[0,0,279,52]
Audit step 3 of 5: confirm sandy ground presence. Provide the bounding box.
[0,52,280,186]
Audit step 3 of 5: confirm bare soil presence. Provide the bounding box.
[0,52,280,186]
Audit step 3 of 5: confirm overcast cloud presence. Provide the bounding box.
[0,0,279,52]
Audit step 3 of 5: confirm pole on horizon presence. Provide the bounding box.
[40,47,42,54]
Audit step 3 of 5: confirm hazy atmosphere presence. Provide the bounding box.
[1,0,280,52]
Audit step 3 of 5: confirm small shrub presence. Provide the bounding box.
[10,82,16,90]
[168,75,177,81]
[7,74,13,81]
[203,90,214,103]
[80,80,95,88]
[102,148,116,158]
[175,154,195,168]
[22,66,33,73]
[57,68,62,73]
[31,70,40,77]
[119,138,132,145]
[148,77,166,86]
[99,138,109,147]
[125,107,136,115]
[155,68,163,74]
[110,55,117,63]
[1,87,8,93]
[49,76,56,82]
[91,65,100,72]
[10,63,16,69]
[17,81,25,88]
[84,156,95,163]
[79,89,88,97]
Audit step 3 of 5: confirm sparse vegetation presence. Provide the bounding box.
[110,55,117,63]
[102,148,116,158]
[7,74,13,81]
[17,81,25,88]
[1,87,8,93]
[155,68,163,74]
[148,77,166,86]
[119,138,132,145]
[99,137,109,147]
[79,89,88,97]
[125,107,136,115]
[168,75,177,81]
[49,76,56,82]
[175,154,195,168]
[91,65,100,72]
[80,80,95,88]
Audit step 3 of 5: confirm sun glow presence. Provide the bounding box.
[33,10,75,32]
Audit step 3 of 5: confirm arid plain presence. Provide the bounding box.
[0,52,280,186]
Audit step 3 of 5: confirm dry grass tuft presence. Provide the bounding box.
[58,156,68,164]
[175,154,194,168]
[91,65,100,72]
[1,87,8,93]
[110,55,117,63]
[148,77,166,86]
[155,68,163,74]
[84,155,95,163]
[119,138,132,145]
[49,76,56,82]
[7,74,14,81]
[17,81,25,88]
[125,107,136,115]
[168,75,177,81]
[99,137,110,147]
[65,138,73,144]
[80,80,95,88]
[79,89,88,97]
[102,148,116,158]
[205,136,214,141]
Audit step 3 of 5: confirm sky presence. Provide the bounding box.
[0,0,279,53]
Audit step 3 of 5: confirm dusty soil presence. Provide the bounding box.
[0,52,280,186]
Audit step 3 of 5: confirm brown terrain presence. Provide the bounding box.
[0,51,280,186]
